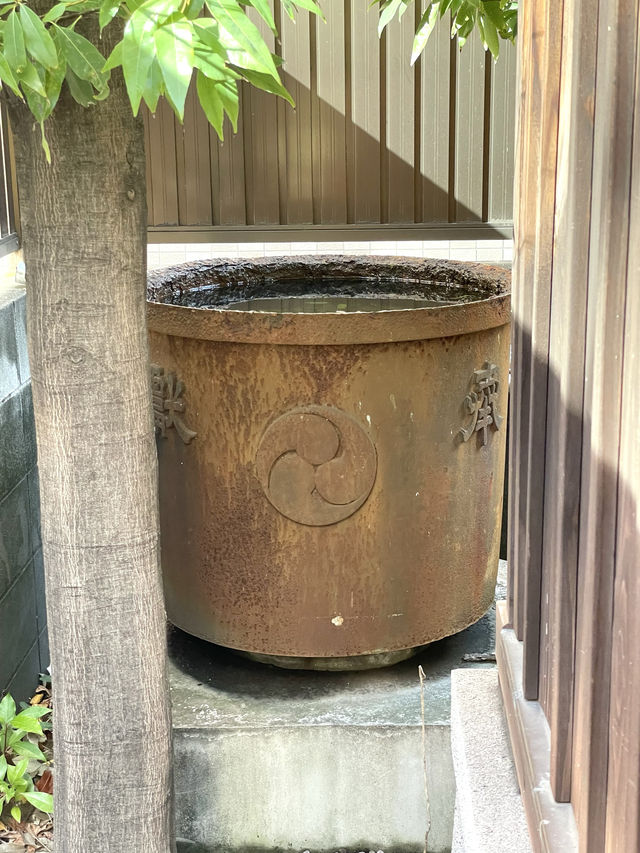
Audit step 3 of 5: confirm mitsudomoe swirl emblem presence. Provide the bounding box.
[255,405,378,526]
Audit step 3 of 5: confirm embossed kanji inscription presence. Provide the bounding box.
[255,405,377,526]
[458,363,503,446]
[151,365,197,445]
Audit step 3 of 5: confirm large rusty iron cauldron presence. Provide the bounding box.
[147,256,510,669]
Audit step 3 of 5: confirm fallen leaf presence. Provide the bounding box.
[35,771,53,796]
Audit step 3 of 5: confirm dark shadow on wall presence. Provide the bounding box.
[506,320,639,848]
[145,74,513,233]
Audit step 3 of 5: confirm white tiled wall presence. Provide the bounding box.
[147,239,513,270]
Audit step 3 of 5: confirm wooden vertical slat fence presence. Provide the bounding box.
[499,0,640,851]
[145,3,515,240]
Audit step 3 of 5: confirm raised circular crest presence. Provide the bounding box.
[255,405,378,526]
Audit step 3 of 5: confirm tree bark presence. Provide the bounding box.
[8,17,174,853]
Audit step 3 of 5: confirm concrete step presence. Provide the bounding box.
[169,579,502,853]
[450,668,531,853]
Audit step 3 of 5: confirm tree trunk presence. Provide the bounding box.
[8,17,174,853]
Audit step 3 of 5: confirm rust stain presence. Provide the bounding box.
[148,256,511,666]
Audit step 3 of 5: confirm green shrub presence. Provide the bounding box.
[0,693,53,824]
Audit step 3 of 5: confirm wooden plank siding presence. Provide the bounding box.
[501,0,640,850]
[144,4,516,239]
[508,0,536,644]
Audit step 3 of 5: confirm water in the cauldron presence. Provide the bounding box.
[176,276,478,311]
[226,294,454,312]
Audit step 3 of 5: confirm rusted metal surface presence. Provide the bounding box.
[147,256,510,665]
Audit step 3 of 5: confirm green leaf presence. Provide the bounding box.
[205,0,279,80]
[246,0,276,33]
[6,759,28,787]
[196,68,233,138]
[0,755,7,781]
[290,0,325,19]
[192,19,227,58]
[479,11,499,57]
[377,0,402,35]
[122,3,158,113]
[6,728,25,750]
[13,704,50,719]
[65,65,96,105]
[23,77,49,121]
[102,40,123,71]
[141,56,163,111]
[24,790,54,814]
[19,5,59,70]
[12,772,30,794]
[0,694,16,724]
[0,52,22,97]
[61,0,104,12]
[154,20,193,120]
[38,121,51,163]
[481,0,506,29]
[234,64,293,104]
[12,739,46,763]
[192,43,227,79]
[11,804,21,823]
[53,25,108,92]
[99,0,121,30]
[411,3,437,64]
[10,712,44,736]
[5,11,27,74]
[185,0,206,17]
[18,62,48,98]
[42,4,68,24]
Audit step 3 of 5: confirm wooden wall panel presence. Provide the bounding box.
[526,0,562,719]
[488,39,516,223]
[573,0,639,846]
[145,99,179,226]
[544,0,596,809]
[313,0,347,224]
[503,0,640,849]
[384,9,415,223]
[419,14,450,223]
[243,5,281,225]
[280,9,313,224]
[210,85,247,226]
[605,64,640,846]
[348,0,380,223]
[175,83,213,226]
[145,2,517,237]
[453,30,486,221]
[507,0,534,638]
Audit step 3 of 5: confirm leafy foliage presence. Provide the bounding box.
[375,0,517,64]
[0,0,324,160]
[0,693,53,824]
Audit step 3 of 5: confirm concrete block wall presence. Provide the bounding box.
[0,282,48,703]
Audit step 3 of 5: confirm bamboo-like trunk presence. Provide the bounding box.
[8,19,174,853]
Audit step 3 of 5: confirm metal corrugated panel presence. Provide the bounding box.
[145,5,515,239]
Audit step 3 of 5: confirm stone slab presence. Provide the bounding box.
[0,561,38,691]
[450,667,531,853]
[0,478,32,598]
[0,285,20,403]
[170,565,505,853]
[0,388,27,503]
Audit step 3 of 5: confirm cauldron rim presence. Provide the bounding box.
[147,254,510,345]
